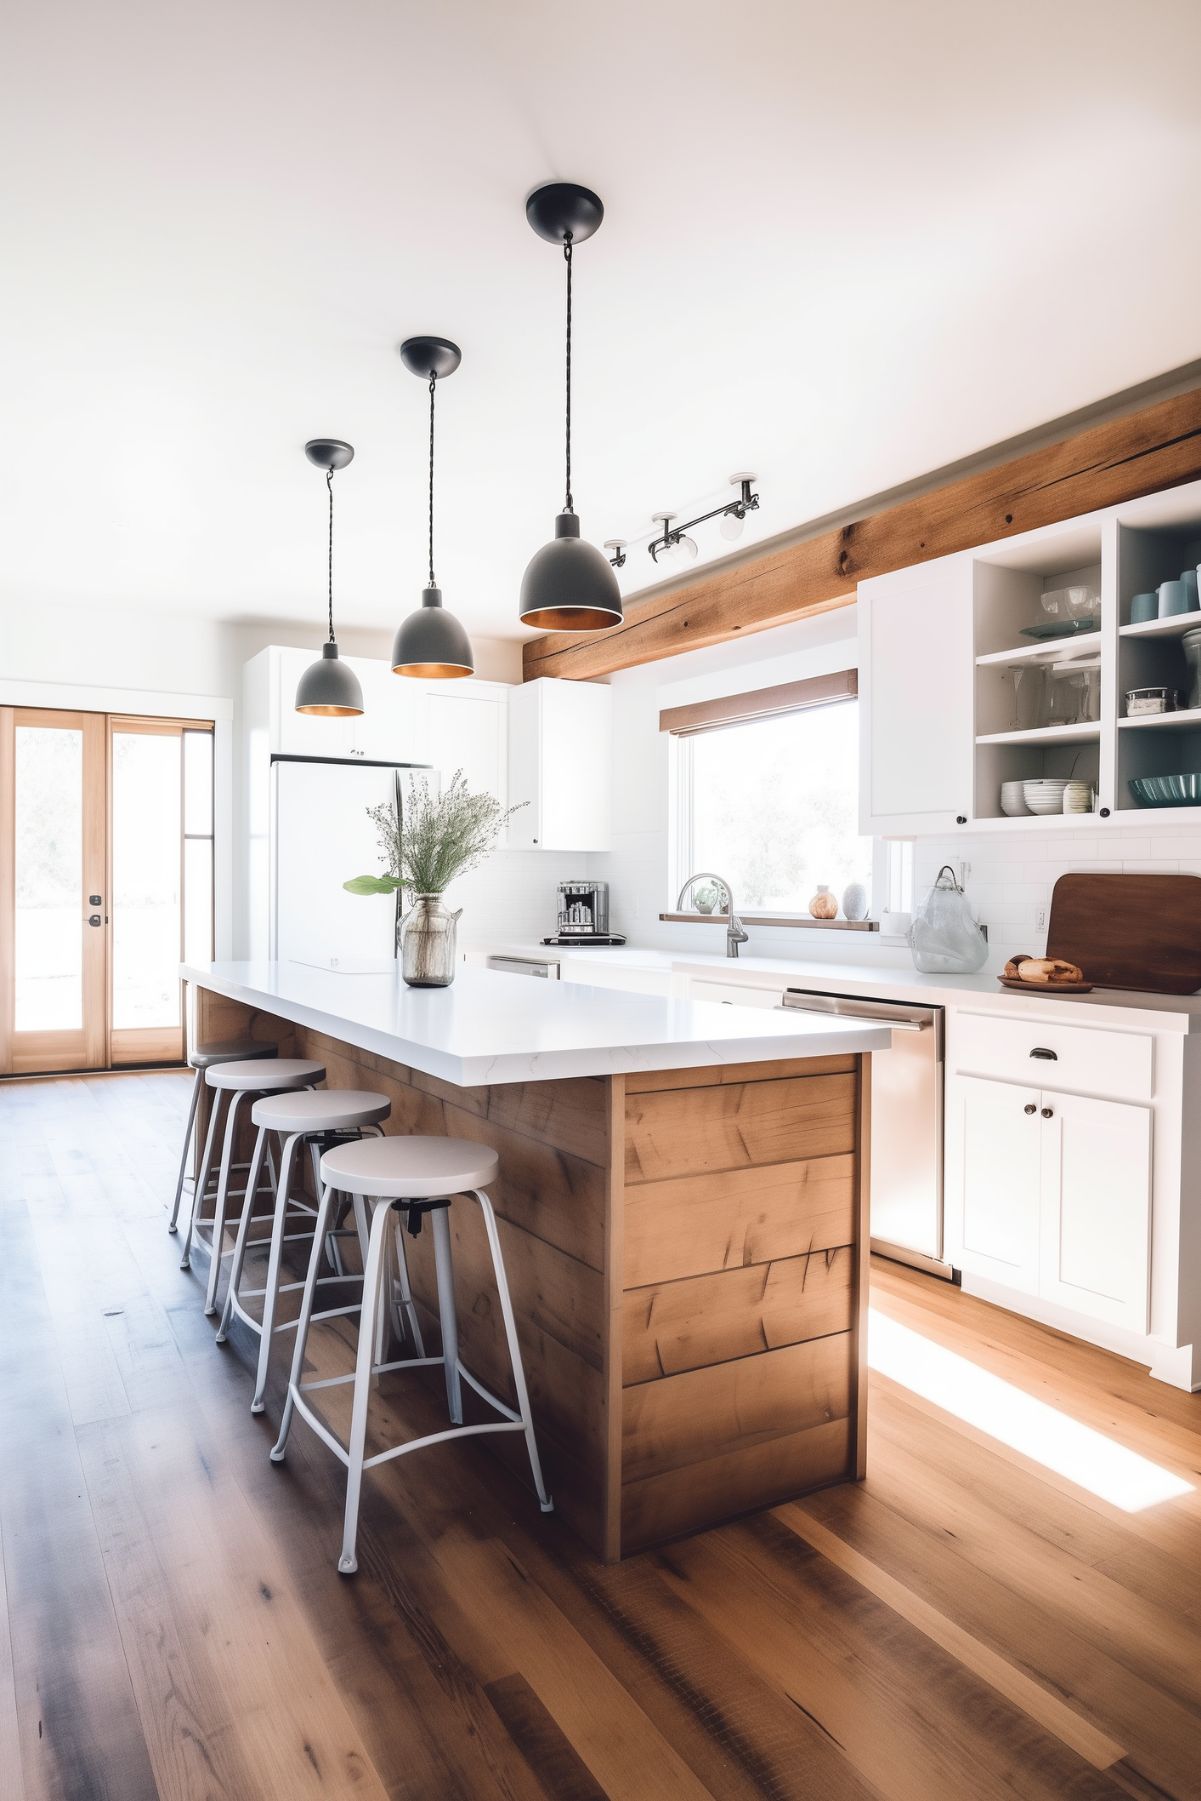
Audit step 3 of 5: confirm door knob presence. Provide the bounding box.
[1041,1106,1054,1119]
[87,914,102,927]
[1023,1102,1036,1114]
[89,893,102,906]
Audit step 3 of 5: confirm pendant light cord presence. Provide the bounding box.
[428,371,437,587]
[563,238,573,513]
[325,466,335,642]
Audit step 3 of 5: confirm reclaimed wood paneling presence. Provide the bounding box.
[622,1333,852,1485]
[523,382,1201,681]
[621,1419,854,1556]
[624,1073,856,1182]
[622,1248,854,1385]
[624,1155,857,1288]
[625,1053,856,1092]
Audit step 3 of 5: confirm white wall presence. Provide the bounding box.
[0,600,540,959]
[592,605,1201,973]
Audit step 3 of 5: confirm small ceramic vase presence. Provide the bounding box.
[841,881,869,921]
[808,885,838,920]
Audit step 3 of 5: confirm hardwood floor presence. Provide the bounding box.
[2,1069,1200,1799]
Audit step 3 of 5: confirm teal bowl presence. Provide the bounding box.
[1129,773,1201,806]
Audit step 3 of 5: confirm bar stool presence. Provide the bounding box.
[270,1134,553,1575]
[217,1088,418,1414]
[181,1057,326,1316]
[168,1042,278,1234]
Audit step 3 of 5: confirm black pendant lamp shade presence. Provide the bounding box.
[519,182,623,632]
[295,439,364,716]
[392,337,474,679]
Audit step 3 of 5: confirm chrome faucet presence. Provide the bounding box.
[675,871,749,959]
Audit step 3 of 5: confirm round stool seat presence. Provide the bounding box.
[206,1057,326,1093]
[189,1042,277,1071]
[251,1089,390,1134]
[319,1134,499,1199]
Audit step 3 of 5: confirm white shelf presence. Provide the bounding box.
[1119,610,1201,640]
[975,723,1101,747]
[969,809,1101,831]
[975,634,1102,668]
[1117,707,1201,732]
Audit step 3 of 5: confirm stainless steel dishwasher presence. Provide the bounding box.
[778,988,949,1278]
[484,954,561,979]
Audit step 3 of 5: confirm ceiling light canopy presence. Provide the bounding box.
[392,337,474,679]
[295,440,364,716]
[519,182,623,634]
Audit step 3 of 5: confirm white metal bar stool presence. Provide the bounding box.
[270,1134,553,1575]
[181,1057,326,1315]
[217,1088,422,1414]
[168,1042,278,1234]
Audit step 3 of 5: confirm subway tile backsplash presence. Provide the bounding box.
[915,828,1201,972]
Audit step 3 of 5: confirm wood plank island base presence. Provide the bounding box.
[184,960,890,1560]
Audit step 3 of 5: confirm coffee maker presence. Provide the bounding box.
[542,880,625,946]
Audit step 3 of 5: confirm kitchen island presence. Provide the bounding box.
[182,959,891,1560]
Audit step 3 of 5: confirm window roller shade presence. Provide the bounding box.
[659,670,858,736]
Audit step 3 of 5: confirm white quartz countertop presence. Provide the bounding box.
[182,959,892,1087]
[479,943,1201,1032]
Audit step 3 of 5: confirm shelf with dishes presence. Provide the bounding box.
[1117,707,1201,732]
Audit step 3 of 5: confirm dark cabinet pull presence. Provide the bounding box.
[1041,1106,1054,1119]
[1023,1102,1037,1115]
[1029,1047,1057,1060]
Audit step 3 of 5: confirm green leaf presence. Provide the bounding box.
[342,875,402,896]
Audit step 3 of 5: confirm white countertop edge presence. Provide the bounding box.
[476,944,1199,1033]
[182,961,892,1086]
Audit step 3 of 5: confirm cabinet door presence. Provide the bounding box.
[1038,1091,1151,1333]
[954,1075,1042,1292]
[688,977,780,1009]
[858,556,973,834]
[426,682,508,837]
[352,661,429,765]
[505,683,542,849]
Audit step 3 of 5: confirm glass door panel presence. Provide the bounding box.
[1,708,107,1073]
[110,726,182,1061]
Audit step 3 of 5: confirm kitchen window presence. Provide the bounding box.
[664,671,896,922]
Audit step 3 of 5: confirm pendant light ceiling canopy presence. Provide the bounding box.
[295,439,364,716]
[519,182,623,634]
[392,336,475,679]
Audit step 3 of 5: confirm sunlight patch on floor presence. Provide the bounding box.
[868,1308,1193,1512]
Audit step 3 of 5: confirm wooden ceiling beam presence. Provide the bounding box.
[521,383,1201,683]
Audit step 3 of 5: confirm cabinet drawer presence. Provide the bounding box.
[952,1011,1153,1101]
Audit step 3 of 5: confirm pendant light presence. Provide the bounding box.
[392,337,474,679]
[519,182,623,632]
[295,440,364,716]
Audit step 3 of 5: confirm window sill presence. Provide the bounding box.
[658,912,880,933]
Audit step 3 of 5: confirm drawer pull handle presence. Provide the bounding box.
[1029,1047,1058,1060]
[1023,1102,1037,1115]
[1041,1106,1054,1119]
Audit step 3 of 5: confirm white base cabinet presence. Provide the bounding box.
[953,1073,1151,1334]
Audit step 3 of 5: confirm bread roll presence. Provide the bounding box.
[1017,956,1083,985]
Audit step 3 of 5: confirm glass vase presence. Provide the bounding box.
[398,894,462,987]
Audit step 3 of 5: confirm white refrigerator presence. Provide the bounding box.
[270,757,431,970]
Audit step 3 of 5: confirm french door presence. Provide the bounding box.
[0,708,214,1075]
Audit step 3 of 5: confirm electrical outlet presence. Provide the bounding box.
[1037,907,1047,930]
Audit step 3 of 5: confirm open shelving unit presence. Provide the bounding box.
[957,481,1201,827]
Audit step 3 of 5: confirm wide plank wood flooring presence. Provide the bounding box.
[2,1069,1200,1799]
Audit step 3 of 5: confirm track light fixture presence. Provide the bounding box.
[609,474,761,569]
[295,440,364,717]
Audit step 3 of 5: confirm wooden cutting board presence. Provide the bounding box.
[1046,873,1201,994]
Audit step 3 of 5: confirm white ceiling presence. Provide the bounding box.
[4,0,1201,643]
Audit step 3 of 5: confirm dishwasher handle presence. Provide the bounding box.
[778,991,933,1031]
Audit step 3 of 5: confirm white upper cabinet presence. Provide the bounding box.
[507,677,612,851]
[425,678,509,823]
[858,554,974,835]
[255,647,430,765]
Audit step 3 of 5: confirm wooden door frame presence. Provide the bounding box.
[0,706,214,1077]
[2,707,108,1075]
